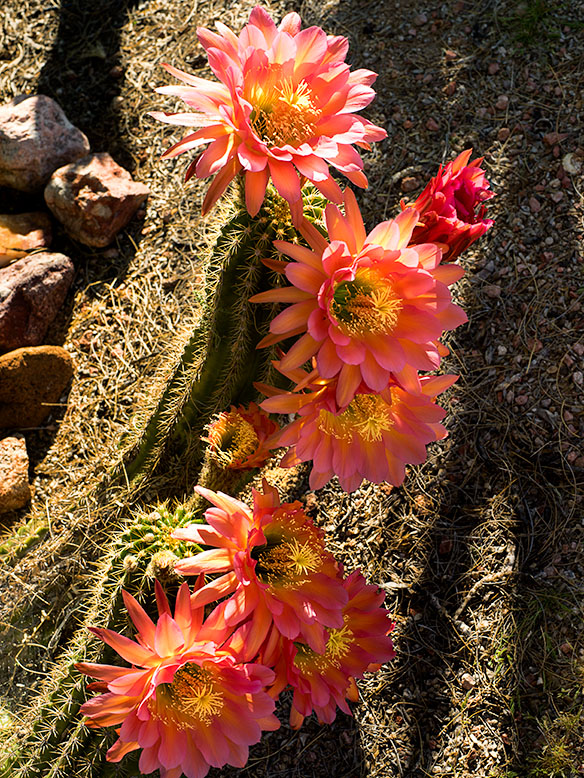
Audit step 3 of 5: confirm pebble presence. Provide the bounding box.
[488,63,500,75]
[0,345,74,428]
[44,153,149,247]
[0,252,74,353]
[495,95,509,110]
[0,95,89,192]
[0,434,31,512]
[484,284,501,298]
[401,176,421,193]
[573,371,583,386]
[529,197,541,213]
[497,128,510,142]
[426,118,440,132]
[461,673,476,690]
[562,153,581,174]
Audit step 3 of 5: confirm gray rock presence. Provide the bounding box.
[0,95,90,192]
[44,153,149,247]
[0,252,74,353]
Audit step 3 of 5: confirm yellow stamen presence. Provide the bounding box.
[317,394,394,443]
[294,620,354,672]
[250,79,320,148]
[207,412,259,467]
[254,533,322,586]
[331,273,403,337]
[163,665,224,726]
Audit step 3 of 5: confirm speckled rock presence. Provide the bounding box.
[0,212,52,268]
[0,345,74,428]
[0,95,90,192]
[0,252,74,353]
[44,152,149,247]
[0,434,31,512]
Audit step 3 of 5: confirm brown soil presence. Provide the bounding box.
[1,1,583,776]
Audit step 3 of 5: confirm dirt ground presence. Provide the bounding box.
[0,0,583,776]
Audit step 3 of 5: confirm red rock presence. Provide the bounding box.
[443,81,457,96]
[426,118,440,132]
[529,196,541,213]
[543,131,568,146]
[0,212,52,268]
[44,153,149,247]
[495,95,509,111]
[444,49,457,61]
[488,62,500,75]
[0,252,74,353]
[0,345,74,428]
[0,95,90,192]
[497,128,510,142]
[0,434,31,512]
[401,176,421,193]
[484,284,501,298]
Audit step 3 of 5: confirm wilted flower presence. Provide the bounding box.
[252,188,466,406]
[402,149,493,260]
[173,480,347,654]
[151,6,386,220]
[205,402,278,469]
[76,580,278,778]
[261,569,395,727]
[260,365,457,492]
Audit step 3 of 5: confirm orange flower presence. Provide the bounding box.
[151,6,386,220]
[251,188,466,406]
[260,570,395,728]
[402,149,493,260]
[205,402,278,469]
[260,365,457,492]
[173,480,347,654]
[76,580,279,777]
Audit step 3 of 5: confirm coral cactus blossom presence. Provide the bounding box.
[76,580,279,778]
[172,480,347,654]
[252,189,466,406]
[151,6,386,220]
[204,402,278,469]
[259,365,457,492]
[402,149,493,260]
[261,569,395,727]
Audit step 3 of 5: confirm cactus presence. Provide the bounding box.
[1,504,199,778]
[0,184,326,776]
[0,184,325,566]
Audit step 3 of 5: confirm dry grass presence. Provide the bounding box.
[1,0,583,776]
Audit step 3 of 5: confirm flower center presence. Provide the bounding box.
[253,534,322,586]
[317,393,394,443]
[331,275,403,337]
[207,412,259,467]
[294,621,354,672]
[159,664,224,727]
[250,79,320,148]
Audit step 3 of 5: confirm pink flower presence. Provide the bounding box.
[205,402,278,469]
[261,570,395,728]
[151,6,386,220]
[76,580,278,778]
[260,366,457,492]
[173,480,347,654]
[402,149,494,260]
[252,188,466,407]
